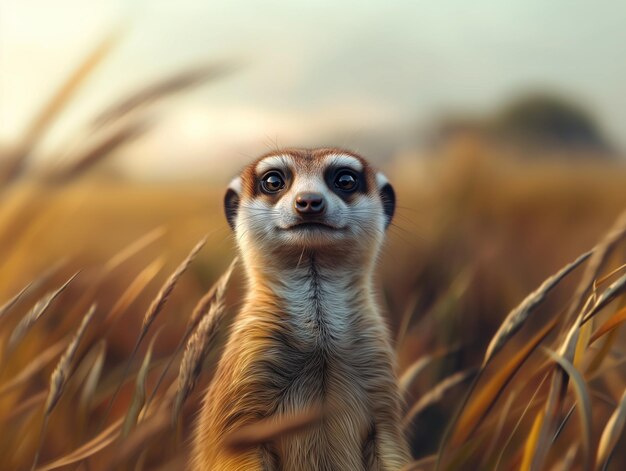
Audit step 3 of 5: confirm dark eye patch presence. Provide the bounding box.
[325,166,368,202]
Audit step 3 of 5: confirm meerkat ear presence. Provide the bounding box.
[376,172,395,228]
[224,176,241,230]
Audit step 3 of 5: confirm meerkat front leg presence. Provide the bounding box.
[369,374,412,469]
[375,423,412,470]
[362,420,410,470]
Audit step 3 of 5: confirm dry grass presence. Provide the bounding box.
[222,405,325,453]
[32,304,97,470]
[171,258,236,423]
[2,36,626,471]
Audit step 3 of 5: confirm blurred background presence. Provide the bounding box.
[1,1,626,469]
[3,0,626,177]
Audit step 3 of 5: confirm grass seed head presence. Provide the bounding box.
[45,304,97,415]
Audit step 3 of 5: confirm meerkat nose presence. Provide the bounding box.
[294,192,326,215]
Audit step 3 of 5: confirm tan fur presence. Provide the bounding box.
[192,148,410,470]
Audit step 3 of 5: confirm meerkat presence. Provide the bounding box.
[192,148,411,470]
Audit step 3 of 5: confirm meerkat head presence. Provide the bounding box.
[224,148,395,265]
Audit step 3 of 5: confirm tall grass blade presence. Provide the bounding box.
[549,444,578,471]
[49,121,148,182]
[582,272,626,324]
[521,409,545,471]
[587,329,618,377]
[79,340,107,413]
[561,210,626,328]
[0,339,67,397]
[451,317,557,447]
[574,318,592,368]
[172,300,226,425]
[148,257,236,407]
[122,332,159,437]
[590,305,626,344]
[102,409,169,470]
[399,355,435,398]
[185,256,236,332]
[479,389,516,468]
[32,304,97,471]
[104,226,166,272]
[539,348,593,471]
[8,272,79,352]
[1,391,47,424]
[223,405,324,453]
[401,454,437,471]
[0,282,32,322]
[36,418,123,471]
[45,304,98,414]
[101,237,205,427]
[399,346,462,399]
[531,321,581,471]
[104,256,165,325]
[596,390,626,471]
[403,369,475,430]
[92,63,235,127]
[395,293,419,350]
[494,371,551,471]
[139,236,206,342]
[552,404,576,444]
[484,250,590,366]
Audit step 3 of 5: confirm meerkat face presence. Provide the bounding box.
[224,148,395,256]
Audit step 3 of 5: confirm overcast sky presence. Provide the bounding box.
[1,0,625,177]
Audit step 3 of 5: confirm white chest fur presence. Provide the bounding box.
[268,260,368,345]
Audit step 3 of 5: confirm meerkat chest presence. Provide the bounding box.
[267,273,376,402]
[279,271,359,348]
[262,276,377,466]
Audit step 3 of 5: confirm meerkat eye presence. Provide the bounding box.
[334,170,358,192]
[261,171,286,193]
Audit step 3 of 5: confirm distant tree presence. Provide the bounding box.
[494,92,610,151]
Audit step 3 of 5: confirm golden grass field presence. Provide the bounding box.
[1,152,626,470]
[2,38,626,470]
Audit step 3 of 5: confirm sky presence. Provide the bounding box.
[1,0,625,178]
